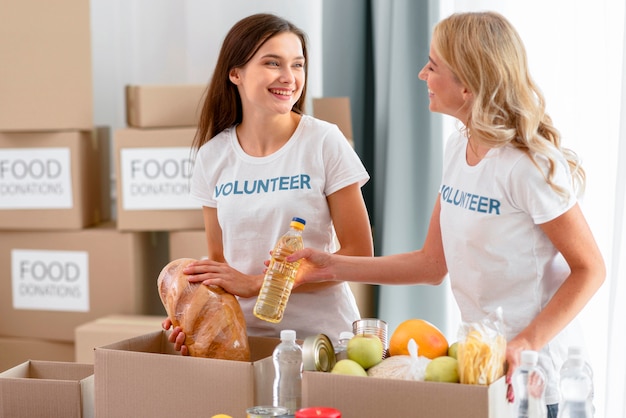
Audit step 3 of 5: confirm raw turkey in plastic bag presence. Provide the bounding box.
[157,258,250,361]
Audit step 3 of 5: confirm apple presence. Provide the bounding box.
[448,342,458,359]
[424,356,460,383]
[347,334,383,369]
[331,359,368,376]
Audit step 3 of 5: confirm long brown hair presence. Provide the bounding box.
[192,13,309,151]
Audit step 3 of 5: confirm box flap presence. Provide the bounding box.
[253,356,275,406]
[488,377,512,417]
[81,374,95,418]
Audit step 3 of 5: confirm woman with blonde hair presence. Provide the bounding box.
[289,11,604,417]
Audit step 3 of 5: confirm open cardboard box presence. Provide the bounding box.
[0,360,94,418]
[94,330,279,418]
[302,371,512,418]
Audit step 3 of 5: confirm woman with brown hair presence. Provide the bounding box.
[164,13,373,346]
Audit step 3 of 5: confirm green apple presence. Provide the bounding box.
[331,359,368,376]
[347,334,383,369]
[448,342,458,359]
[424,356,460,383]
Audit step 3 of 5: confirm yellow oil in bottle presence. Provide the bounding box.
[253,218,305,323]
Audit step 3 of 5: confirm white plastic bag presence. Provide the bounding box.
[367,338,431,381]
[457,307,507,385]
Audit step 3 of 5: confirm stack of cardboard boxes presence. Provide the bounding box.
[0,2,508,416]
[0,2,166,415]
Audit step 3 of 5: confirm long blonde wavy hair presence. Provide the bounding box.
[433,11,585,198]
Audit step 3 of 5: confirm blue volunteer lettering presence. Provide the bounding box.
[215,174,311,197]
[440,184,501,215]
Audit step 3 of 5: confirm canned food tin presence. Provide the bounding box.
[246,406,290,417]
[302,334,336,372]
[352,318,388,359]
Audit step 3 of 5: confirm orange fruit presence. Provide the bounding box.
[389,318,449,359]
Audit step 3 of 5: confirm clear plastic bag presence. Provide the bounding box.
[367,338,431,381]
[457,307,507,385]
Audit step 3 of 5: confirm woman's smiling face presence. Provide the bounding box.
[229,32,305,116]
[418,45,471,120]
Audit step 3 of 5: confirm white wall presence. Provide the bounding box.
[90,0,323,132]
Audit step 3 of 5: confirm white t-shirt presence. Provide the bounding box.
[190,114,369,343]
[440,131,580,404]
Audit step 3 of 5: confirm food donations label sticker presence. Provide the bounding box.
[11,249,90,312]
[0,148,73,209]
[120,147,197,210]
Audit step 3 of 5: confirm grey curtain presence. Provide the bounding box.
[321,0,449,334]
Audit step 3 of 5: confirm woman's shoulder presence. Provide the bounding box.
[300,114,345,138]
[499,143,568,172]
[198,126,234,151]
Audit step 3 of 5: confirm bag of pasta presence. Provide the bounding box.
[457,307,507,385]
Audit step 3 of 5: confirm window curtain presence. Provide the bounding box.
[368,0,449,335]
[320,0,450,336]
[322,1,626,416]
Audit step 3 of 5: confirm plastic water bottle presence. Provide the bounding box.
[559,346,594,415]
[334,331,354,361]
[512,350,547,418]
[273,329,303,414]
[558,347,593,418]
[254,217,306,323]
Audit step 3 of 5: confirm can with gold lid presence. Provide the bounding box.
[302,334,336,372]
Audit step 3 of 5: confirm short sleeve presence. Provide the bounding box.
[507,153,577,224]
[321,124,369,196]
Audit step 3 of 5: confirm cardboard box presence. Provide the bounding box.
[0,128,111,230]
[0,360,94,418]
[0,337,74,373]
[302,372,511,418]
[0,222,168,342]
[114,128,204,231]
[75,314,166,364]
[94,330,279,418]
[0,0,93,131]
[312,97,354,145]
[126,84,206,128]
[168,229,207,260]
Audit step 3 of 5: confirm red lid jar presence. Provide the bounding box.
[295,407,341,418]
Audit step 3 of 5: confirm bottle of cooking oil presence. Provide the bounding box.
[254,217,306,323]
